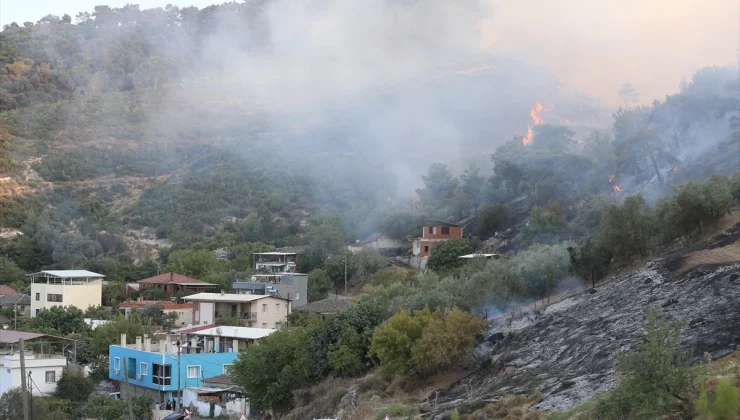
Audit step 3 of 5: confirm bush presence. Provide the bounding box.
[370,307,485,378]
[695,378,740,420]
[54,372,95,404]
[731,172,740,202]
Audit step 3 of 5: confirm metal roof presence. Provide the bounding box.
[182,293,289,303]
[458,253,500,259]
[0,330,78,343]
[191,326,276,340]
[254,252,296,256]
[30,270,105,278]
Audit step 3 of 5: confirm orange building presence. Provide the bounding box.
[413,220,464,258]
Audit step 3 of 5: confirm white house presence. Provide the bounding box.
[0,331,69,398]
[29,270,104,317]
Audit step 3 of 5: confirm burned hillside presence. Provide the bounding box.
[425,222,740,416]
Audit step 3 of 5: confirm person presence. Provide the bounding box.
[166,400,171,410]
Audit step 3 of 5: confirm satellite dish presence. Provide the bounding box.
[216,327,223,336]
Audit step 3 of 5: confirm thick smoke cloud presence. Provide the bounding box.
[479,0,740,105]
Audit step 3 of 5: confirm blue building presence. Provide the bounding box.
[109,328,273,404]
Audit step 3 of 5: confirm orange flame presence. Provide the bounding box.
[522,101,552,145]
[523,125,534,146]
[613,185,622,192]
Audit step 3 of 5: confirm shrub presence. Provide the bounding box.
[370,307,485,378]
[695,378,740,420]
[476,202,510,238]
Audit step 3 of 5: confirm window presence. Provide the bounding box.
[262,304,267,313]
[140,362,148,376]
[187,365,200,379]
[261,323,267,329]
[45,371,56,383]
[295,292,299,300]
[113,357,121,371]
[223,364,233,375]
[152,364,171,385]
[424,246,429,253]
[35,309,40,316]
[428,226,433,234]
[35,293,40,301]
[275,303,280,313]
[441,226,450,235]
[47,294,63,302]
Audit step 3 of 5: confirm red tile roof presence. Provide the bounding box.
[137,272,215,286]
[0,285,19,295]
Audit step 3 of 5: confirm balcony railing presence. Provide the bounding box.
[215,312,257,320]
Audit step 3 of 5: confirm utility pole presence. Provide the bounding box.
[122,359,134,420]
[19,338,29,420]
[344,249,347,295]
[177,340,182,411]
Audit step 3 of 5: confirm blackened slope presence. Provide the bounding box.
[429,226,740,414]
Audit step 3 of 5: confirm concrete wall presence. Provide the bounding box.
[252,297,291,329]
[30,281,102,317]
[0,353,67,397]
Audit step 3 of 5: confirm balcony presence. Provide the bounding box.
[215,312,257,321]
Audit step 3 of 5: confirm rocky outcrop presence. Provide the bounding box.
[426,224,740,416]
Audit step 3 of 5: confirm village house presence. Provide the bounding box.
[347,233,404,253]
[119,300,195,328]
[232,272,308,307]
[109,328,274,405]
[0,331,74,398]
[0,294,31,319]
[137,273,217,299]
[28,270,104,317]
[412,220,464,258]
[253,252,297,273]
[183,292,291,329]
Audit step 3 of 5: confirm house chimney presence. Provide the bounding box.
[120,333,127,347]
[221,290,224,296]
[163,333,171,354]
[170,272,173,282]
[143,334,151,352]
[135,336,142,350]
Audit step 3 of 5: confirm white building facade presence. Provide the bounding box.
[0,352,67,397]
[29,270,104,317]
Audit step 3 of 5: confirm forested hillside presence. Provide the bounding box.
[0,3,738,291]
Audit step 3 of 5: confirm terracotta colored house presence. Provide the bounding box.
[137,273,217,299]
[413,220,464,258]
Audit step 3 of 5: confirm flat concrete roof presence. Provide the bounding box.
[182,293,289,303]
[191,326,276,340]
[29,270,105,278]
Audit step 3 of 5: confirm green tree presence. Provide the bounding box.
[475,202,509,238]
[370,307,484,378]
[568,238,612,288]
[326,329,365,377]
[166,249,221,278]
[599,194,655,261]
[426,238,475,273]
[101,283,126,307]
[35,305,89,335]
[139,286,169,301]
[0,387,69,420]
[0,256,27,290]
[231,329,310,413]
[416,163,459,204]
[306,215,346,253]
[307,268,331,302]
[54,372,95,404]
[656,175,734,241]
[513,242,572,303]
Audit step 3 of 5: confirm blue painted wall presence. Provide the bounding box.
[109,345,239,391]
